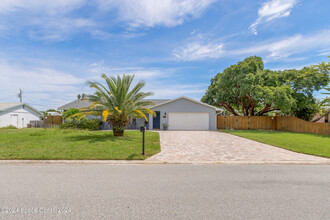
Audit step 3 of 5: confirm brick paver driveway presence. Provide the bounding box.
[147,131,329,162]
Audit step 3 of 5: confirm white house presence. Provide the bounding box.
[0,103,42,128]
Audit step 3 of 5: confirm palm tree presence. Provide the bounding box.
[78,74,155,136]
[312,87,330,122]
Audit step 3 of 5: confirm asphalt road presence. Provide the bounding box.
[0,164,329,220]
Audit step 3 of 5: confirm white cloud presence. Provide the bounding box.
[150,84,207,99]
[97,0,216,28]
[173,41,224,61]
[0,0,215,41]
[0,0,86,14]
[89,62,166,80]
[318,49,330,56]
[227,29,330,61]
[0,61,86,109]
[88,62,206,99]
[249,0,298,35]
[173,29,330,62]
[0,0,95,41]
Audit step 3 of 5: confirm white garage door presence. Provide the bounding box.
[168,112,209,130]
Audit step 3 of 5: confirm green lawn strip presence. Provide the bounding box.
[0,128,160,160]
[221,129,330,158]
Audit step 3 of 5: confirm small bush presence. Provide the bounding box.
[77,119,101,130]
[0,125,17,129]
[62,108,80,120]
[60,120,78,129]
[60,119,101,130]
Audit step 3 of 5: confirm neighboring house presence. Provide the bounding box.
[312,112,329,123]
[58,96,222,131]
[0,103,42,128]
[57,98,93,111]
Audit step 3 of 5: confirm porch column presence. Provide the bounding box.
[148,113,153,130]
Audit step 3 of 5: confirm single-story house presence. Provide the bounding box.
[0,103,42,128]
[147,97,220,130]
[58,96,221,130]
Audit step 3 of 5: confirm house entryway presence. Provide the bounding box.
[153,111,160,129]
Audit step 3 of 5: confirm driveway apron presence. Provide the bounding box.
[146,131,329,162]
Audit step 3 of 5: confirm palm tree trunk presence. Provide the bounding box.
[112,125,126,136]
[113,127,124,136]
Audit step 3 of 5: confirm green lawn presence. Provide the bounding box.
[0,128,160,160]
[222,129,330,158]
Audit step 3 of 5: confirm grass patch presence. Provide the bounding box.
[222,129,330,158]
[0,128,160,160]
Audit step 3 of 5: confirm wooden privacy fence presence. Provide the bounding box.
[43,116,63,128]
[217,116,329,135]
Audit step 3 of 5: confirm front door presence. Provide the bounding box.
[153,111,160,129]
[11,114,18,128]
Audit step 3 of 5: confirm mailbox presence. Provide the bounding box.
[140,126,146,155]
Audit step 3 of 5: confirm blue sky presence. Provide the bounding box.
[0,0,329,110]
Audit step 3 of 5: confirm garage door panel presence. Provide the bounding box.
[168,112,209,130]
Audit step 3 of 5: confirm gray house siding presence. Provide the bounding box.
[100,115,147,130]
[149,98,217,130]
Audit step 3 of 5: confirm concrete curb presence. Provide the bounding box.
[0,160,329,165]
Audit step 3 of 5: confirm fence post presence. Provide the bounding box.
[224,116,226,129]
[274,116,277,130]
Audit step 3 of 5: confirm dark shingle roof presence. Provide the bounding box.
[57,99,170,111]
[143,99,170,107]
[57,99,93,111]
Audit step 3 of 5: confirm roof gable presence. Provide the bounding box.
[0,103,21,111]
[150,96,219,110]
[0,103,41,115]
[58,98,170,110]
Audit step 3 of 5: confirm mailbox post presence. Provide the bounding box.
[140,126,146,155]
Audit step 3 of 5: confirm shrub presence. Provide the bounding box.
[60,120,78,129]
[77,119,101,130]
[62,108,80,120]
[60,119,101,130]
[0,125,17,129]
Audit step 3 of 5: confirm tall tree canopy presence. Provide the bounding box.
[202,56,330,120]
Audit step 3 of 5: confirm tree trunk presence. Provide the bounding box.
[256,104,280,116]
[250,102,255,116]
[241,97,247,116]
[256,104,271,116]
[109,115,129,137]
[113,127,125,136]
[220,102,239,116]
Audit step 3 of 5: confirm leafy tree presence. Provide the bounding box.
[312,87,330,122]
[77,74,155,136]
[202,56,295,116]
[40,109,62,120]
[40,111,50,120]
[62,108,80,120]
[320,87,330,107]
[202,56,330,120]
[280,61,330,120]
[77,93,87,100]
